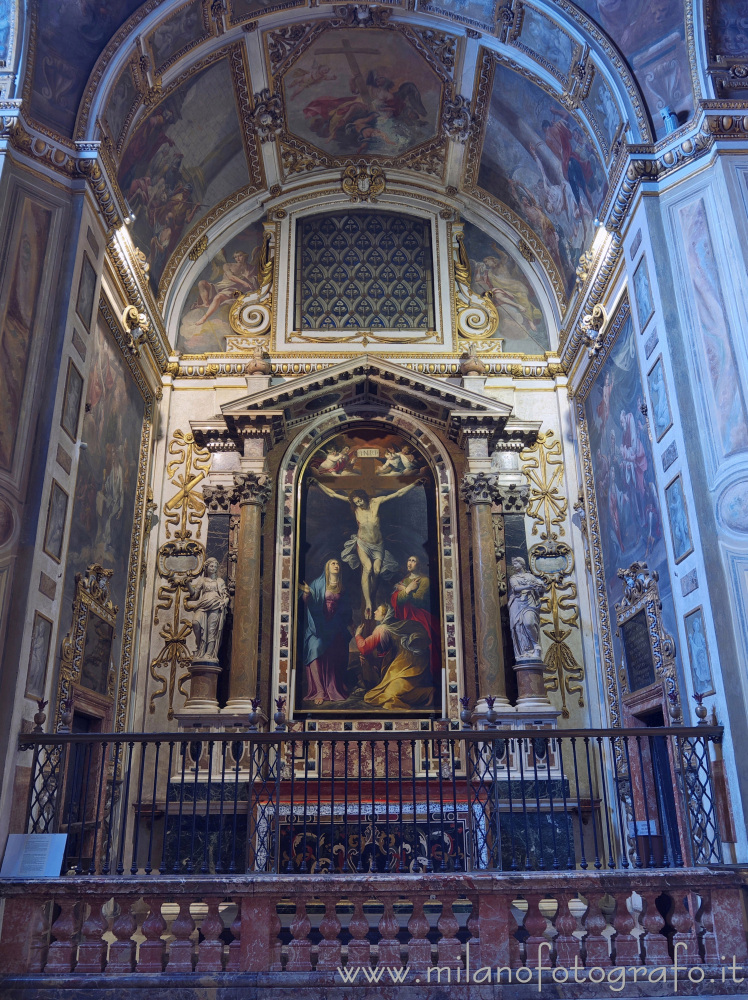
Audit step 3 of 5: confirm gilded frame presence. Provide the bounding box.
[55,564,118,729]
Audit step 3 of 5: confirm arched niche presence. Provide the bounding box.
[271,407,466,727]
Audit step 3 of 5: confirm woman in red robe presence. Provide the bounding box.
[390,555,440,679]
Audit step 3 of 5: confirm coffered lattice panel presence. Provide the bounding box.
[295,211,435,331]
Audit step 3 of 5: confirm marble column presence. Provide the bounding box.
[225,472,271,714]
[460,473,510,707]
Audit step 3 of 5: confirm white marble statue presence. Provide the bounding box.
[185,557,229,661]
[507,556,545,661]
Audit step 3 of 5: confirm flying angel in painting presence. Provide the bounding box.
[287,62,338,100]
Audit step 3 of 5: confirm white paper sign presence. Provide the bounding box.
[0,834,68,877]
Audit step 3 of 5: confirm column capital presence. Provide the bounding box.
[231,472,271,508]
[202,484,232,513]
[497,482,529,512]
[459,472,501,506]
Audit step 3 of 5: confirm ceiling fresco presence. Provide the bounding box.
[708,0,748,58]
[146,0,213,76]
[15,0,724,331]
[27,0,142,136]
[476,61,608,297]
[282,27,443,158]
[572,0,693,137]
[118,57,253,294]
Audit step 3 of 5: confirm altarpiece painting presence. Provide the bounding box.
[294,428,441,716]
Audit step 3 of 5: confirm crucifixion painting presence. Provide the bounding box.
[296,428,441,715]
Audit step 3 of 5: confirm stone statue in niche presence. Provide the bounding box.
[186,557,229,661]
[507,556,545,661]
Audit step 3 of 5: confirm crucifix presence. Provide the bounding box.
[309,445,425,618]
[314,37,381,108]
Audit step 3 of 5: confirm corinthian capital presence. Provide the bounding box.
[231,472,271,508]
[459,472,501,506]
[202,484,232,513]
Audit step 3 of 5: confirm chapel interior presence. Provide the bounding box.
[0,0,748,994]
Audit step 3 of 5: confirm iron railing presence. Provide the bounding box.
[19,725,723,878]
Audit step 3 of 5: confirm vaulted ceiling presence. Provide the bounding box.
[7,0,732,331]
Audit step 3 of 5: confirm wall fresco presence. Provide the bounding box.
[0,199,52,472]
[295,428,441,716]
[477,63,607,296]
[678,197,748,459]
[461,220,549,353]
[118,59,250,293]
[584,311,677,688]
[62,313,146,670]
[177,219,265,353]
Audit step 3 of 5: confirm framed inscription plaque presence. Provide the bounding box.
[620,608,656,691]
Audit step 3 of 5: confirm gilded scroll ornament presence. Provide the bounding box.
[149,429,212,718]
[228,225,274,343]
[453,227,500,341]
[521,430,583,718]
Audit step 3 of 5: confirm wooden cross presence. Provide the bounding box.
[315,37,381,107]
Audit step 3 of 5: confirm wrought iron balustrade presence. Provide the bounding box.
[18,725,723,878]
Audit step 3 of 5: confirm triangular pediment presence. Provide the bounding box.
[221,355,512,422]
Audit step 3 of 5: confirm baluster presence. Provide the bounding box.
[286,896,312,972]
[227,901,243,972]
[45,899,81,973]
[695,891,718,965]
[347,899,371,967]
[583,895,611,968]
[28,900,52,973]
[641,891,671,965]
[670,891,700,965]
[76,898,108,973]
[407,896,431,971]
[611,893,640,966]
[166,900,196,972]
[136,897,166,973]
[523,894,548,967]
[378,897,401,967]
[105,897,137,974]
[436,897,462,969]
[508,898,524,968]
[466,900,481,969]
[554,893,581,968]
[196,898,225,972]
[316,899,342,969]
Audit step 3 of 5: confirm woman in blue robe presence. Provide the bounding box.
[299,558,350,704]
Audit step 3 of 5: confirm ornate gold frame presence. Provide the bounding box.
[613,561,680,720]
[56,564,118,730]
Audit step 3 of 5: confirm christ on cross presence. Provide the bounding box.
[311,478,425,617]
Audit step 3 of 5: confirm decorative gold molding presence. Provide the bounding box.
[520,430,583,718]
[56,565,118,731]
[149,430,212,719]
[452,222,499,340]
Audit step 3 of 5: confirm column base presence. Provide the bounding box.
[513,656,553,710]
[223,698,257,715]
[184,658,222,713]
